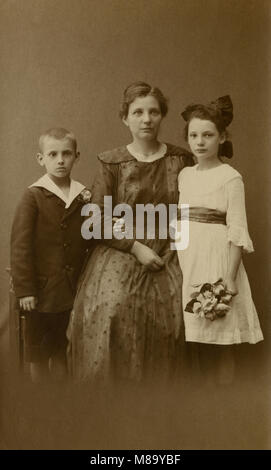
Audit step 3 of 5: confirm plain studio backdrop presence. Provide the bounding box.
[0,0,270,450]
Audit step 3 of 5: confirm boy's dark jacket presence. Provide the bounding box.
[10,184,91,313]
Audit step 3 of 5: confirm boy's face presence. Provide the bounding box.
[37,137,79,179]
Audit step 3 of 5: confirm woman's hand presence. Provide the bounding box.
[19,296,37,311]
[224,277,238,296]
[131,241,165,271]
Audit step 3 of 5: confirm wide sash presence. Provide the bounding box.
[178,206,226,225]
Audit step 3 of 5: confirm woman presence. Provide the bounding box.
[68,82,194,383]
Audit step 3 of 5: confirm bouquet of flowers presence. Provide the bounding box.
[185,279,235,321]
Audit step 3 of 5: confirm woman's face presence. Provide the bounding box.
[123,95,163,142]
[188,118,225,161]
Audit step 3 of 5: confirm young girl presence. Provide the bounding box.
[176,95,263,383]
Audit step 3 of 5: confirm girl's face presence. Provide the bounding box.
[188,118,225,162]
[123,95,163,142]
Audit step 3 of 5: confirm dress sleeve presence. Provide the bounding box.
[90,158,135,252]
[225,176,254,253]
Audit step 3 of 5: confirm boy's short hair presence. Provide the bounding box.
[39,128,77,152]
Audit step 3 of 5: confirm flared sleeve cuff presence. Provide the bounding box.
[225,176,254,253]
[227,225,254,253]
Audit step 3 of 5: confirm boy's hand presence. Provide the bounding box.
[19,296,37,311]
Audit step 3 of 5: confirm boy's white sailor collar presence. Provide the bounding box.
[29,174,85,208]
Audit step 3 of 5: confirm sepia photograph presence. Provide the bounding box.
[0,0,270,452]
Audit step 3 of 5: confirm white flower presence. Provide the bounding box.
[78,189,92,203]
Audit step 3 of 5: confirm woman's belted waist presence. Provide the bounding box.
[177,206,226,225]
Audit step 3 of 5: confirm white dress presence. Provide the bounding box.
[177,163,263,345]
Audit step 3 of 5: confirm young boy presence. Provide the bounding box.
[10,128,92,383]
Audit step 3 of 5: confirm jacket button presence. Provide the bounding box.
[60,223,67,229]
[63,242,69,248]
[65,265,71,271]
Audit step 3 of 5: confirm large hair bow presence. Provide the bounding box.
[181,95,233,127]
[209,95,233,126]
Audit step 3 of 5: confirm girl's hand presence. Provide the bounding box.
[224,278,238,296]
[131,241,165,271]
[19,296,37,311]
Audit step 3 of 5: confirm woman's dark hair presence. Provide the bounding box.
[181,96,234,158]
[119,81,168,119]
